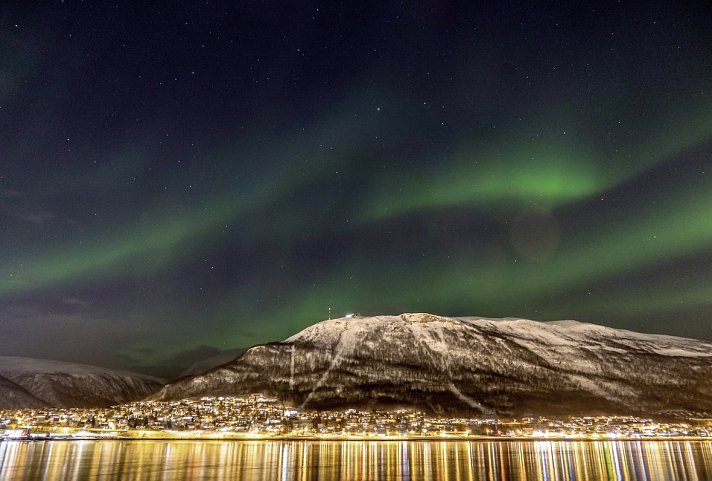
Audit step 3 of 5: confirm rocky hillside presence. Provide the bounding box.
[0,356,164,408]
[150,313,712,417]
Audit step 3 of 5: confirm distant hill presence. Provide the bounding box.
[0,356,164,409]
[150,313,712,417]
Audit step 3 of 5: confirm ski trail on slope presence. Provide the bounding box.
[289,345,296,391]
[299,323,359,409]
[418,321,489,414]
[448,383,490,413]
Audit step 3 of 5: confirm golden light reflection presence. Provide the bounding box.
[1,440,712,481]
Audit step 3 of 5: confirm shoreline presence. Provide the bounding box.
[4,434,712,443]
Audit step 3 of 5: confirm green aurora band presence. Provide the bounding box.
[360,102,712,221]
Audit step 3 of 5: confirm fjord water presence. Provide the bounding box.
[2,440,712,481]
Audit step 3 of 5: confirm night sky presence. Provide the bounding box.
[2,1,712,378]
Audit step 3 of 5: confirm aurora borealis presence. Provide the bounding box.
[2,1,712,377]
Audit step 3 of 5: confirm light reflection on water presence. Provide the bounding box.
[1,440,712,481]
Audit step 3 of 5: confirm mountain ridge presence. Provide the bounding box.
[0,356,164,409]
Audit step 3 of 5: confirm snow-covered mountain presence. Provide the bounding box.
[0,356,164,408]
[150,313,712,416]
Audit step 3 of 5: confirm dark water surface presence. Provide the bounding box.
[2,439,712,480]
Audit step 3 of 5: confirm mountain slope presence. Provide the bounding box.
[0,356,164,408]
[149,314,712,416]
[0,374,46,409]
